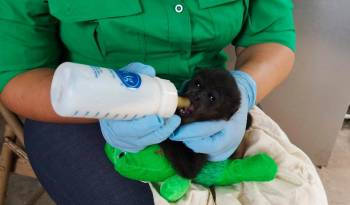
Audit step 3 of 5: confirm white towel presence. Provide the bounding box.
[149,107,328,205]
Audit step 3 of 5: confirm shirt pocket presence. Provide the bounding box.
[48,0,143,64]
[193,0,244,52]
[198,0,240,9]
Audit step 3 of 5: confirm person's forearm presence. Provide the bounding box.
[0,68,96,123]
[235,43,295,102]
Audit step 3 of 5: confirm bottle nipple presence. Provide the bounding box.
[177,97,191,108]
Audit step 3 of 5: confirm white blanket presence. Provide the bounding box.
[149,107,328,205]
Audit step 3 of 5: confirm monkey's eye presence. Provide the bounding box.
[208,94,216,102]
[194,80,201,88]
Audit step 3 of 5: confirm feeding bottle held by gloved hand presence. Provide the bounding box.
[50,62,190,120]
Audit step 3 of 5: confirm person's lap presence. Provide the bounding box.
[24,119,154,205]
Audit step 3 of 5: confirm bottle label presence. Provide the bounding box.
[115,70,142,89]
[90,66,103,78]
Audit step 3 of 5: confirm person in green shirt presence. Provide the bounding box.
[0,0,295,204]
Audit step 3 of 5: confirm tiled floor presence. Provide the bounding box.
[5,175,53,205]
[317,122,350,205]
[1,120,350,205]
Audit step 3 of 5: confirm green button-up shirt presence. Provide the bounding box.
[0,0,295,91]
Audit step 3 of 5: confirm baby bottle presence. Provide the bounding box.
[50,62,189,120]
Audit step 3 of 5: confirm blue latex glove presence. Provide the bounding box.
[99,63,181,152]
[170,70,256,161]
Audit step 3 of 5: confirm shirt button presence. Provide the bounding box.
[175,4,184,13]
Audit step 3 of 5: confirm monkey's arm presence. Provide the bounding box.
[236,43,295,102]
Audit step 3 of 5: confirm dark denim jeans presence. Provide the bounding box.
[24,119,154,205]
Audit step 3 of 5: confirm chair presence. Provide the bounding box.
[0,101,45,205]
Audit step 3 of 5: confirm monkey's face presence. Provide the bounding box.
[177,69,241,124]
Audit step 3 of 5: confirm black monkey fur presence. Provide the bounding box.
[160,69,252,179]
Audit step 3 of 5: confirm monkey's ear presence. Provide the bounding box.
[178,80,191,95]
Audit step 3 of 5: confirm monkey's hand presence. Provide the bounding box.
[170,70,256,161]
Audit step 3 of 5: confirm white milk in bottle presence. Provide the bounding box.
[50,62,179,120]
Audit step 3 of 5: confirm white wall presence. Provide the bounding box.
[260,0,350,166]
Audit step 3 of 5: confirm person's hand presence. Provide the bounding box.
[99,63,181,152]
[100,114,181,152]
[170,70,256,161]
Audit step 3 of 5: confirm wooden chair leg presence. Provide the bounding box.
[0,126,15,205]
[0,103,24,146]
